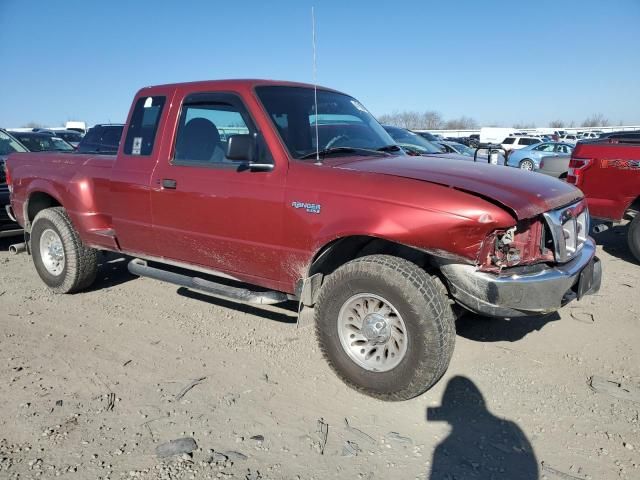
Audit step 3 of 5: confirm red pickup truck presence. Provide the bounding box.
[5,79,601,400]
[568,138,640,261]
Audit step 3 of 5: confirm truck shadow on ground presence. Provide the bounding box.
[456,312,561,342]
[176,287,299,324]
[427,375,539,480]
[592,224,638,264]
[85,253,138,291]
[0,235,22,251]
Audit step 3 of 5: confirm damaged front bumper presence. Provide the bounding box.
[440,237,601,317]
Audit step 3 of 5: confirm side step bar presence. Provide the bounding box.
[128,258,288,305]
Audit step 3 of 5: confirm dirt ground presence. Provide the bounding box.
[1,226,639,480]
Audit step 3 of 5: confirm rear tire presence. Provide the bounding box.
[31,207,98,293]
[314,255,456,401]
[519,159,535,171]
[628,213,640,263]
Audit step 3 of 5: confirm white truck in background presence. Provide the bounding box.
[64,121,87,134]
[480,127,519,144]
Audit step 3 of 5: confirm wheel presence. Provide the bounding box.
[519,159,535,171]
[628,213,640,263]
[314,255,456,401]
[31,207,98,293]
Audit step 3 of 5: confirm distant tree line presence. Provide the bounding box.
[377,111,478,130]
[377,111,616,130]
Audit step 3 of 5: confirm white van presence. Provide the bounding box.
[480,127,518,145]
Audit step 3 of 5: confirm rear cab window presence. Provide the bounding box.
[123,96,166,156]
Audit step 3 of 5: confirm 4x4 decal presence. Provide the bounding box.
[602,159,640,169]
[291,201,321,214]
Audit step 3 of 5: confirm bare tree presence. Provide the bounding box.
[378,111,476,130]
[444,116,478,130]
[378,110,444,130]
[513,122,536,129]
[549,120,565,128]
[421,111,444,129]
[581,113,610,128]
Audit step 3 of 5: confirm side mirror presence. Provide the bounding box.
[226,134,255,162]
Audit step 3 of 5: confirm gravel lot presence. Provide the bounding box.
[1,226,639,479]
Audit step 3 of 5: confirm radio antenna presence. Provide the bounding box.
[312,6,321,165]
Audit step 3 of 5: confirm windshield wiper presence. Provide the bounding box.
[376,144,401,152]
[299,147,388,160]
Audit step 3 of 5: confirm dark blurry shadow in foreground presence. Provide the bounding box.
[427,376,538,480]
[456,311,560,343]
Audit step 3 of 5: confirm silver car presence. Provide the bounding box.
[506,142,573,171]
[538,155,571,179]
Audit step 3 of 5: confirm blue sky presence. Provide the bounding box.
[1,0,638,128]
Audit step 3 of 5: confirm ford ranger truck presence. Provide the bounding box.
[568,137,640,262]
[6,80,602,400]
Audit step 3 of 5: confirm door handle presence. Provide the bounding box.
[162,179,177,189]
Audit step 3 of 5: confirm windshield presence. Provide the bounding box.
[255,86,397,159]
[56,131,83,142]
[50,137,74,151]
[450,143,474,156]
[0,131,28,155]
[383,126,444,154]
[14,135,74,152]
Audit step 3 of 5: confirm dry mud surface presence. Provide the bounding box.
[0,226,639,479]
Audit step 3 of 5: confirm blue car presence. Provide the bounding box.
[506,142,574,171]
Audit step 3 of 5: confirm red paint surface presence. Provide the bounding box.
[569,141,640,221]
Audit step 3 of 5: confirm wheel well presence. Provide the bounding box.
[627,196,640,217]
[309,236,437,278]
[299,236,445,307]
[27,192,61,226]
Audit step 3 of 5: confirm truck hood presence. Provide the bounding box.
[334,155,583,219]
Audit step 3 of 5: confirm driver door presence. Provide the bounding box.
[150,92,286,283]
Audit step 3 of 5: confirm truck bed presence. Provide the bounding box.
[9,152,117,247]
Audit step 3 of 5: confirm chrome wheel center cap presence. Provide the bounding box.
[361,313,391,344]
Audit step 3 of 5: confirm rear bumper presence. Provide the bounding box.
[440,238,601,317]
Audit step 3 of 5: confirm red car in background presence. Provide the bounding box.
[568,137,640,261]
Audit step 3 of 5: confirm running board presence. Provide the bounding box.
[128,258,288,305]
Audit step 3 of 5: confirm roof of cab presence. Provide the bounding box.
[137,78,341,94]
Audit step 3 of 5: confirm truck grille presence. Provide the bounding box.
[542,201,589,263]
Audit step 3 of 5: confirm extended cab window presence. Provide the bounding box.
[173,93,270,166]
[502,137,515,144]
[124,96,165,155]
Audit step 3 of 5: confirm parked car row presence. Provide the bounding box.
[0,124,126,236]
[385,126,505,164]
[0,129,28,237]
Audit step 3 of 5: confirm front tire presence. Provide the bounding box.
[31,207,98,293]
[314,255,456,401]
[628,213,640,263]
[519,159,535,171]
